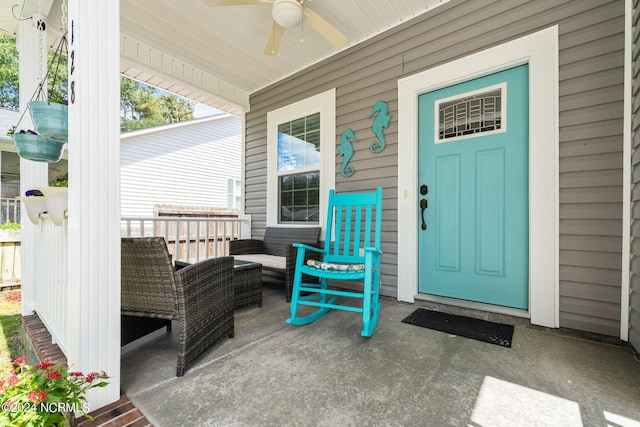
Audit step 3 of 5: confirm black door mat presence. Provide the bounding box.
[402,308,514,348]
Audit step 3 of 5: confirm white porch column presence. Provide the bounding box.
[17,15,49,315]
[66,0,120,409]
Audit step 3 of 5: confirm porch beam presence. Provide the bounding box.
[120,31,250,115]
[15,0,55,20]
[66,0,121,410]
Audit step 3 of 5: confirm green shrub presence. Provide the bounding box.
[0,222,20,230]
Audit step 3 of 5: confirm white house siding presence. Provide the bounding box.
[246,0,626,336]
[629,0,640,353]
[121,115,241,217]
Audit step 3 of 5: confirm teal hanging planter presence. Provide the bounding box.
[12,132,66,163]
[27,101,68,143]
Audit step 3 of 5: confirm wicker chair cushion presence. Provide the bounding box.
[234,254,285,270]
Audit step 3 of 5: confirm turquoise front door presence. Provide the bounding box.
[418,65,529,309]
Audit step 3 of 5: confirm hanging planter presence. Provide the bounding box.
[9,33,69,162]
[17,189,47,225]
[11,130,66,163]
[27,100,68,143]
[28,33,69,143]
[36,187,68,227]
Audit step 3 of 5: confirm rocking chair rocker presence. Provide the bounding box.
[286,187,383,337]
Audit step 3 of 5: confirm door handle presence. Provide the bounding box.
[420,199,427,230]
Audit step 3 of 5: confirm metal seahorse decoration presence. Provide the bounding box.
[338,129,358,178]
[368,100,392,153]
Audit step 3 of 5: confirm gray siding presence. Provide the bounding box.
[121,115,241,217]
[246,0,625,336]
[630,0,640,352]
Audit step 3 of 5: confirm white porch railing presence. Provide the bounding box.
[32,216,69,356]
[31,215,249,359]
[121,216,250,263]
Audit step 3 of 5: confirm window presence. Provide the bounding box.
[227,178,241,209]
[277,113,320,223]
[267,89,336,231]
[435,83,506,143]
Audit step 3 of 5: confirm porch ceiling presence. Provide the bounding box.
[0,0,448,115]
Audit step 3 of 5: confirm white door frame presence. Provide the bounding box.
[397,26,559,328]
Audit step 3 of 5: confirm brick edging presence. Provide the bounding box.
[22,314,153,427]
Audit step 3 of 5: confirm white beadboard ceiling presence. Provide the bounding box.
[0,0,449,115]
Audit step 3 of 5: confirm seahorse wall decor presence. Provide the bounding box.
[337,100,392,178]
[368,100,392,153]
[338,129,358,178]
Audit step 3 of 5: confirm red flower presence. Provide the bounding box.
[46,370,63,379]
[69,371,83,377]
[11,357,26,365]
[7,375,19,387]
[35,362,55,370]
[85,372,99,383]
[27,389,47,403]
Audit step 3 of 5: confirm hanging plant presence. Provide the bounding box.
[9,129,65,163]
[10,33,68,162]
[27,33,69,143]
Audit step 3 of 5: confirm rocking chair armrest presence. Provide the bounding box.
[293,242,325,253]
[286,243,324,272]
[363,247,383,256]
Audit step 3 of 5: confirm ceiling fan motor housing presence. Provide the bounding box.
[272,0,302,28]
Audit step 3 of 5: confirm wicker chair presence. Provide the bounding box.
[121,237,235,377]
[229,227,321,302]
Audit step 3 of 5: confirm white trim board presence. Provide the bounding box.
[397,26,559,328]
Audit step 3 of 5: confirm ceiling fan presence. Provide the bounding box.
[203,0,348,55]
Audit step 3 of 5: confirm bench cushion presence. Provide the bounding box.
[234,254,286,270]
[305,259,365,271]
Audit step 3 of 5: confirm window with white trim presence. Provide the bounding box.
[227,178,241,209]
[267,89,336,232]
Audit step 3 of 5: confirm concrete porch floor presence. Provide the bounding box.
[121,284,640,426]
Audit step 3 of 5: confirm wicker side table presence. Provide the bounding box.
[176,259,262,310]
[232,260,262,310]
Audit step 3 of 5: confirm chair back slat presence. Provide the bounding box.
[331,201,342,256]
[343,205,352,256]
[364,204,373,249]
[354,206,362,258]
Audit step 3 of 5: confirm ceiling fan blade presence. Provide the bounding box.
[203,0,271,6]
[264,21,286,55]
[303,8,347,48]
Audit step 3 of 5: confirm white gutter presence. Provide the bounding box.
[120,112,232,140]
[621,0,632,341]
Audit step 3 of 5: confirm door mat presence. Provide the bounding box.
[401,308,514,348]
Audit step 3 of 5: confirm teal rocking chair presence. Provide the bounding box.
[286,187,383,337]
